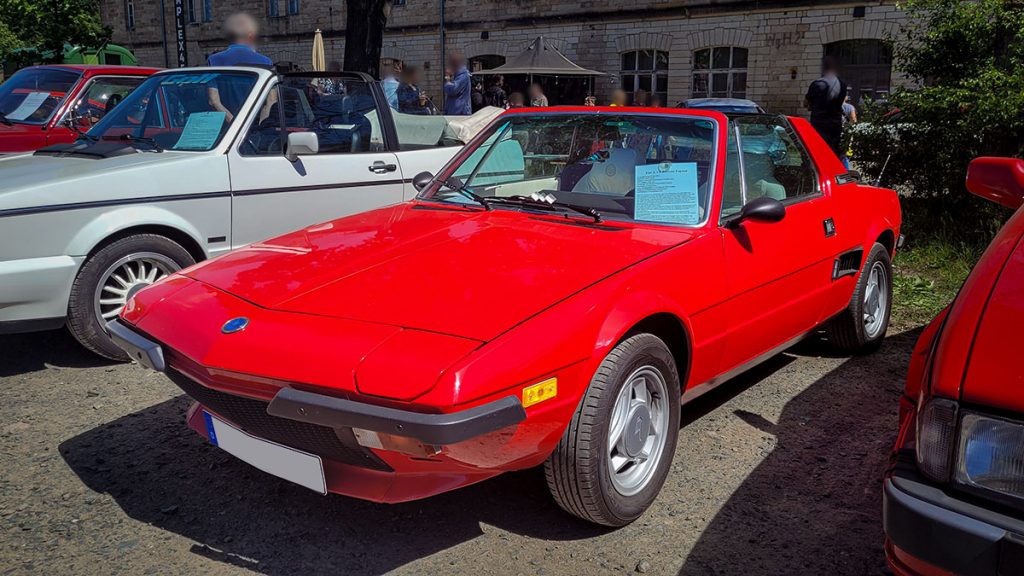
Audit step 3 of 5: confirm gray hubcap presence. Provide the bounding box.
[94,253,179,324]
[607,365,670,496]
[863,260,888,339]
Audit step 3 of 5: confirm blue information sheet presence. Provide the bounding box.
[172,111,226,150]
[634,162,700,224]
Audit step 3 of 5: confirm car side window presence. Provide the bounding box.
[734,116,818,202]
[69,76,146,129]
[240,76,385,157]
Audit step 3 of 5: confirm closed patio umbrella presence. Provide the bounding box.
[311,29,326,72]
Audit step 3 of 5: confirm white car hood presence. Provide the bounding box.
[0,151,225,213]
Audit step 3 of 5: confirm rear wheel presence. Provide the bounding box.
[826,242,892,353]
[544,333,681,526]
[67,234,194,360]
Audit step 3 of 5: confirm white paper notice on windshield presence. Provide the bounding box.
[172,111,226,150]
[634,162,700,224]
[6,92,51,121]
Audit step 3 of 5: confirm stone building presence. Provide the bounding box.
[99,0,911,114]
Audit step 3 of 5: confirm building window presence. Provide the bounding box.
[124,0,135,30]
[267,0,279,18]
[692,47,748,99]
[187,0,197,23]
[620,50,668,104]
[203,0,213,22]
[469,54,505,73]
[287,0,299,15]
[393,0,405,6]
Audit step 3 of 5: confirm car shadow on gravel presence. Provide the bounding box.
[679,327,922,576]
[0,329,117,377]
[58,396,606,575]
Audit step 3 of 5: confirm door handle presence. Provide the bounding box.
[368,161,397,174]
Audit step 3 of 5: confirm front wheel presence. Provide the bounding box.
[544,333,681,526]
[826,242,893,353]
[67,234,194,360]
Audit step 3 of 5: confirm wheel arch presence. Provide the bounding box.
[67,207,209,264]
[875,228,896,257]
[619,312,692,386]
[593,289,694,389]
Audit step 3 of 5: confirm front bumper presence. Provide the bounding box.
[107,318,531,500]
[884,451,1024,576]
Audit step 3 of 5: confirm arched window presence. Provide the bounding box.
[621,50,669,104]
[692,47,748,99]
[469,54,506,73]
[824,40,892,106]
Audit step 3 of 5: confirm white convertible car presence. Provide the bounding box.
[0,67,469,358]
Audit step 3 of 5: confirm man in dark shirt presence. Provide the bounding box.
[804,56,848,160]
[206,12,273,122]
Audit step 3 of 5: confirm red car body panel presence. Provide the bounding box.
[0,64,160,154]
[119,107,901,503]
[885,157,1024,575]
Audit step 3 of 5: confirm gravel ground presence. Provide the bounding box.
[0,324,919,576]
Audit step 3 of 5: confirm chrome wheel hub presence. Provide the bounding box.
[94,253,179,323]
[607,365,670,496]
[863,260,888,339]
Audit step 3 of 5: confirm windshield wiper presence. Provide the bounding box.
[119,133,163,152]
[441,176,491,210]
[490,194,603,223]
[0,112,12,126]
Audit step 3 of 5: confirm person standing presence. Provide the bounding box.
[609,89,627,106]
[804,56,848,160]
[381,61,401,110]
[528,83,548,107]
[483,75,508,109]
[206,13,273,123]
[508,92,525,108]
[839,91,858,169]
[633,89,649,107]
[471,80,485,112]
[443,53,472,115]
[397,65,433,115]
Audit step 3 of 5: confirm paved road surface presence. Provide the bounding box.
[0,325,917,575]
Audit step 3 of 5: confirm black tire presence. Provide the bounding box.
[826,242,893,354]
[544,333,681,526]
[67,234,194,360]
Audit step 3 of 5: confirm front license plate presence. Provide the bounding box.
[203,411,327,495]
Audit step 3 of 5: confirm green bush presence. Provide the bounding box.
[853,0,1023,245]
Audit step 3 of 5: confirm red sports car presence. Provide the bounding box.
[109,108,901,525]
[884,157,1024,575]
[0,64,159,153]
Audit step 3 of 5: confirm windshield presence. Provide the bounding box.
[422,113,718,226]
[0,68,81,125]
[87,71,259,151]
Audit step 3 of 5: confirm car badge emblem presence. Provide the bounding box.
[221,317,249,334]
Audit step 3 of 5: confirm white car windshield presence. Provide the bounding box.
[0,67,82,125]
[422,113,719,226]
[87,71,259,152]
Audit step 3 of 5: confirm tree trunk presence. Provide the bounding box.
[343,0,391,78]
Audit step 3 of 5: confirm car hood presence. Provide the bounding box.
[0,151,217,213]
[182,203,696,341]
[961,239,1024,412]
[0,122,46,153]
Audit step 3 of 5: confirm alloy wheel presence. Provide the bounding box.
[607,365,671,496]
[93,252,179,324]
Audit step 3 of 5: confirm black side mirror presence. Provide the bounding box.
[412,171,434,192]
[728,196,786,228]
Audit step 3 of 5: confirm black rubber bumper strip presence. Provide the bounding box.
[106,318,166,372]
[883,452,1024,576]
[267,387,527,445]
